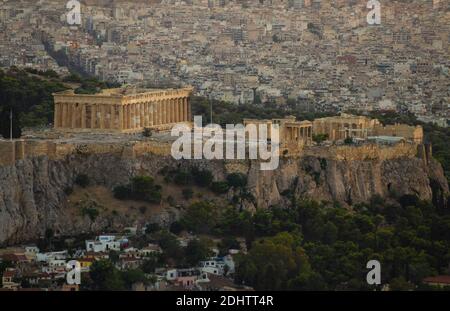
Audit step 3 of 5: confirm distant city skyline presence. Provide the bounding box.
[0,0,448,127]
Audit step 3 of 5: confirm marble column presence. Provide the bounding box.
[183,97,188,122]
[143,102,148,127]
[140,102,145,128]
[118,105,123,130]
[170,99,175,123]
[110,105,115,129]
[135,103,139,128]
[122,105,127,130]
[61,103,67,127]
[128,105,132,129]
[134,104,139,128]
[65,103,69,128]
[157,101,162,125]
[70,104,77,128]
[136,104,140,128]
[91,105,97,129]
[160,100,164,125]
[99,104,105,129]
[132,104,136,129]
[125,105,130,129]
[151,102,155,125]
[177,98,183,123]
[173,99,178,123]
[166,99,170,124]
[132,104,139,129]
[149,102,153,126]
[161,100,166,124]
[168,99,172,123]
[81,104,86,128]
[137,103,141,128]
[127,105,131,129]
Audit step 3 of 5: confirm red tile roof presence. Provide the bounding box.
[423,275,450,285]
[0,253,28,262]
[3,270,16,278]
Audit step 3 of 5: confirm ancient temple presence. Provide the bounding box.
[243,116,313,155]
[53,87,193,133]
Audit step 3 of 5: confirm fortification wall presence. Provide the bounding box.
[373,124,423,143]
[0,139,422,167]
[303,142,419,161]
[0,141,15,166]
[0,139,175,166]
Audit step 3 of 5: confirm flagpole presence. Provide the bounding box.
[10,107,13,141]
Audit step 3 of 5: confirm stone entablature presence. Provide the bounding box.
[53,87,193,133]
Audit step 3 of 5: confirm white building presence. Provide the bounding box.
[36,250,68,263]
[85,235,122,252]
[199,255,235,275]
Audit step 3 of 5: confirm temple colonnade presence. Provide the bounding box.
[53,88,192,133]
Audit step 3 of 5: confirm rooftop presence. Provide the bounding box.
[423,275,450,285]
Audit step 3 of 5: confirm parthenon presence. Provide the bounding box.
[53,87,193,133]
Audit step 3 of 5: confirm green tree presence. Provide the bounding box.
[185,239,212,266]
[226,173,248,189]
[75,174,90,188]
[235,232,313,290]
[89,260,125,290]
[192,168,213,187]
[181,201,218,234]
[211,181,230,194]
[389,276,415,291]
[182,188,194,200]
[312,133,329,144]
[156,231,184,264]
[122,268,147,289]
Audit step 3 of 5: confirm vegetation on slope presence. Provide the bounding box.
[177,195,450,290]
[0,68,118,138]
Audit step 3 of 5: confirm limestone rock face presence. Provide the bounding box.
[0,153,448,245]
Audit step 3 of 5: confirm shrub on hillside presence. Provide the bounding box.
[75,174,90,188]
[211,181,230,194]
[113,176,162,203]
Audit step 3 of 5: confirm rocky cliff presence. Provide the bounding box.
[0,143,448,245]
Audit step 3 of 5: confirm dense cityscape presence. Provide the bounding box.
[0,0,448,125]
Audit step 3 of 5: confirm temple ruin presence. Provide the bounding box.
[53,87,193,133]
[244,116,313,154]
[313,113,423,143]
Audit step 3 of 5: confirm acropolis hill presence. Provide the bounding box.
[0,88,448,245]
